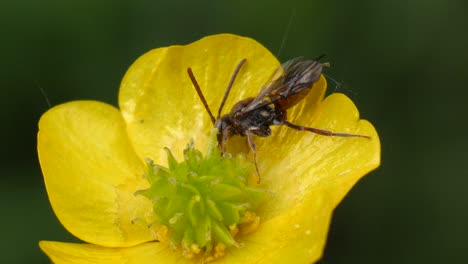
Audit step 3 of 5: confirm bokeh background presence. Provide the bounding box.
[1,0,466,263]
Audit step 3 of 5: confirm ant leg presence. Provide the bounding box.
[246,131,261,183]
[282,120,371,139]
[220,128,230,153]
[215,121,230,153]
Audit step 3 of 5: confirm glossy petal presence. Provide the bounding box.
[119,34,280,163]
[38,101,158,247]
[257,88,380,213]
[39,241,182,264]
[238,83,380,262]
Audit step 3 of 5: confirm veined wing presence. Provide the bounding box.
[240,57,323,114]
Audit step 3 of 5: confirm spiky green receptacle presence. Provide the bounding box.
[138,129,268,254]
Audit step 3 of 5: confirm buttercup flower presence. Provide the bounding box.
[38,34,380,263]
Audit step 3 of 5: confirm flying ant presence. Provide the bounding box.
[187,57,370,183]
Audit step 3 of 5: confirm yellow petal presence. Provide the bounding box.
[119,34,280,163]
[235,86,380,261]
[223,190,335,263]
[39,241,182,264]
[38,101,158,247]
[258,91,380,212]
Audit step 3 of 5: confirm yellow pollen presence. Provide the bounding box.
[204,256,214,263]
[182,243,201,259]
[229,225,239,236]
[241,211,256,222]
[154,225,170,242]
[203,243,226,263]
[191,244,201,254]
[182,252,194,259]
[239,211,261,235]
[214,243,226,258]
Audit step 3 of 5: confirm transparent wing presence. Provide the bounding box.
[240,57,323,114]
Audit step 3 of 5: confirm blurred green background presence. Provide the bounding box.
[1,0,466,263]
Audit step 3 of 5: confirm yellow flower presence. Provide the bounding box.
[38,34,380,263]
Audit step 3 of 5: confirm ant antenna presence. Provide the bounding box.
[217,58,247,119]
[187,67,216,124]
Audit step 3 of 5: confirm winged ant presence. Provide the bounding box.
[187,57,370,183]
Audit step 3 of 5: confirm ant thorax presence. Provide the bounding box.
[220,97,279,138]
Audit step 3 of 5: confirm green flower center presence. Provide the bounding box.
[137,129,268,259]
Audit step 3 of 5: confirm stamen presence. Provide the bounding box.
[204,243,227,263]
[229,225,239,236]
[169,213,184,225]
[239,211,261,235]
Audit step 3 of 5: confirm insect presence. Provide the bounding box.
[187,57,370,183]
